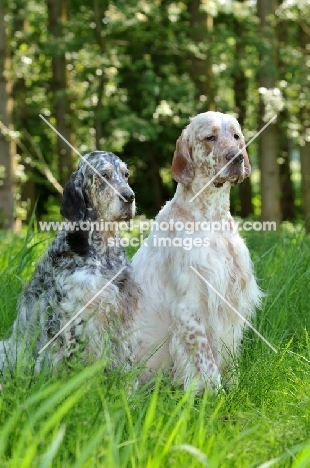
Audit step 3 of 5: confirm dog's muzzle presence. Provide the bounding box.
[225,149,244,165]
[119,188,135,220]
[120,189,135,203]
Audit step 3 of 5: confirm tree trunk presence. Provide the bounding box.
[257,0,281,225]
[93,0,108,149]
[276,4,295,221]
[232,4,253,218]
[300,26,310,233]
[13,2,35,222]
[0,5,15,230]
[47,0,73,186]
[278,113,295,221]
[189,0,215,111]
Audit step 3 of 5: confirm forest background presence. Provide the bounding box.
[0,0,309,231]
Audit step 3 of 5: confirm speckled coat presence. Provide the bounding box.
[133,112,263,393]
[0,151,140,373]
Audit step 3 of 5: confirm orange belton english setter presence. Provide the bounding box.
[133,111,263,393]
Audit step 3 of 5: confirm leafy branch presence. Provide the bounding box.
[0,120,63,194]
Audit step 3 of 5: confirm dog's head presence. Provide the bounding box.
[60,151,135,223]
[171,112,251,188]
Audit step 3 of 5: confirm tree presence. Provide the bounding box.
[0,4,15,229]
[278,110,295,220]
[1,0,309,222]
[113,0,198,216]
[276,1,295,221]
[12,0,35,223]
[300,25,310,233]
[257,0,282,225]
[232,1,253,217]
[47,0,73,186]
[189,0,215,111]
[93,0,108,149]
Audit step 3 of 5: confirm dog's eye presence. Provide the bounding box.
[234,134,240,140]
[101,172,110,180]
[124,171,129,178]
[206,135,215,141]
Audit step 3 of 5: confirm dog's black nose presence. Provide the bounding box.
[120,190,135,203]
[225,149,244,164]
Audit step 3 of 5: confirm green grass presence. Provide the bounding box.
[0,225,310,467]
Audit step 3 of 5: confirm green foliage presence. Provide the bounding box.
[3,0,310,219]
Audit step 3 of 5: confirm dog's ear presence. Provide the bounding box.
[243,149,251,178]
[171,131,195,185]
[60,171,86,222]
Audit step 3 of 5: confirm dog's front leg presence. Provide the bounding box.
[169,310,222,394]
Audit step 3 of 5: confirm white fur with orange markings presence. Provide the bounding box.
[133,112,262,393]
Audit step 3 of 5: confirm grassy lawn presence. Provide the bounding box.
[0,225,310,467]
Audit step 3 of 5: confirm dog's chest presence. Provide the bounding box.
[204,233,253,301]
[164,231,254,308]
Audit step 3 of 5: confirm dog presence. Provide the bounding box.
[0,151,140,373]
[133,112,263,393]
